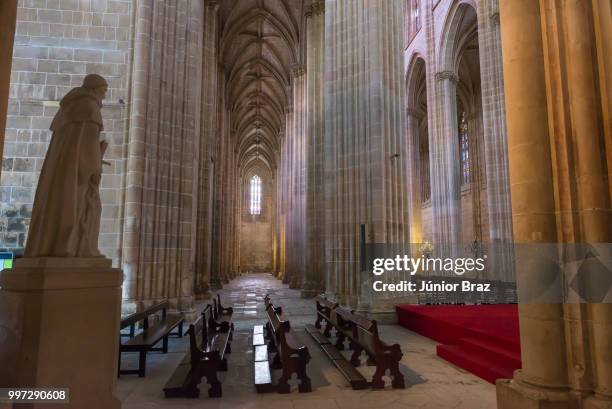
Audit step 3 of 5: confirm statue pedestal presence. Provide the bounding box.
[0,257,123,408]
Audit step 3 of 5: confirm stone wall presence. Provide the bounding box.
[239,171,274,272]
[1,0,131,262]
[2,0,206,314]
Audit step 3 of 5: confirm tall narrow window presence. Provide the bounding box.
[459,112,470,185]
[406,0,421,41]
[411,0,421,32]
[250,175,262,215]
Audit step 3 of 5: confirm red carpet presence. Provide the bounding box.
[396,304,521,384]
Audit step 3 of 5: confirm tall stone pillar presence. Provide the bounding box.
[194,0,219,300]
[431,71,462,258]
[562,1,612,406]
[122,0,153,313]
[302,1,326,297]
[476,0,514,282]
[592,0,612,201]
[496,0,569,406]
[282,103,294,284]
[289,66,306,289]
[121,0,202,313]
[323,0,409,308]
[0,0,17,165]
[406,109,423,244]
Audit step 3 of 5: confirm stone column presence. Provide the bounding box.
[592,0,612,202]
[289,66,306,289]
[323,0,409,308]
[0,0,17,165]
[430,70,462,258]
[194,0,219,300]
[476,0,514,282]
[122,0,153,313]
[496,0,570,407]
[302,1,326,297]
[282,103,294,284]
[406,109,423,244]
[562,1,612,406]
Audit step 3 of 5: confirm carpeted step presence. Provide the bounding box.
[456,337,521,370]
[396,304,521,384]
[436,344,514,384]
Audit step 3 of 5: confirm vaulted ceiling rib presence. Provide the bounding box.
[219,0,304,175]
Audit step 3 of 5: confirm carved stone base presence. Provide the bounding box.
[301,288,323,298]
[0,257,123,408]
[584,395,612,409]
[210,276,223,290]
[496,378,572,409]
[301,279,324,298]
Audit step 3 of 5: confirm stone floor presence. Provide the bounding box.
[118,273,497,409]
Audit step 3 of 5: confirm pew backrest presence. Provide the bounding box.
[120,300,169,330]
[186,313,205,363]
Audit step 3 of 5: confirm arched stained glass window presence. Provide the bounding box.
[459,112,470,185]
[250,175,262,215]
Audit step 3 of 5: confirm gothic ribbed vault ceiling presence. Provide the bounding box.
[219,0,305,175]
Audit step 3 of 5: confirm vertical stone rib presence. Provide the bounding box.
[123,0,153,310]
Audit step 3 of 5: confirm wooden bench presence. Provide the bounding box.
[349,311,405,389]
[306,296,367,389]
[163,304,232,398]
[264,295,312,393]
[210,293,234,350]
[307,296,405,389]
[213,294,233,324]
[119,300,184,377]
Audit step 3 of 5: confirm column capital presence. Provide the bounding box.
[406,107,424,120]
[290,65,305,78]
[206,0,219,11]
[490,12,500,26]
[306,1,325,18]
[435,70,459,84]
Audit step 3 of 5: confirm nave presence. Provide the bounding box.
[117,274,496,409]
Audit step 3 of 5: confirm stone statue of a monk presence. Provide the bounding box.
[25,74,109,258]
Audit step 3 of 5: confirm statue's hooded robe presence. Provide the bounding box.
[25,78,106,257]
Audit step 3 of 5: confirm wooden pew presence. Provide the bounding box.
[119,300,184,377]
[264,295,312,393]
[163,304,232,398]
[213,294,234,333]
[306,296,367,389]
[307,296,405,389]
[350,312,405,389]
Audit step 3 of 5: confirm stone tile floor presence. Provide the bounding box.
[118,273,497,409]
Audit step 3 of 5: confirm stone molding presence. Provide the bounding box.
[306,1,325,18]
[290,65,306,78]
[435,70,459,84]
[206,0,219,11]
[490,12,500,26]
